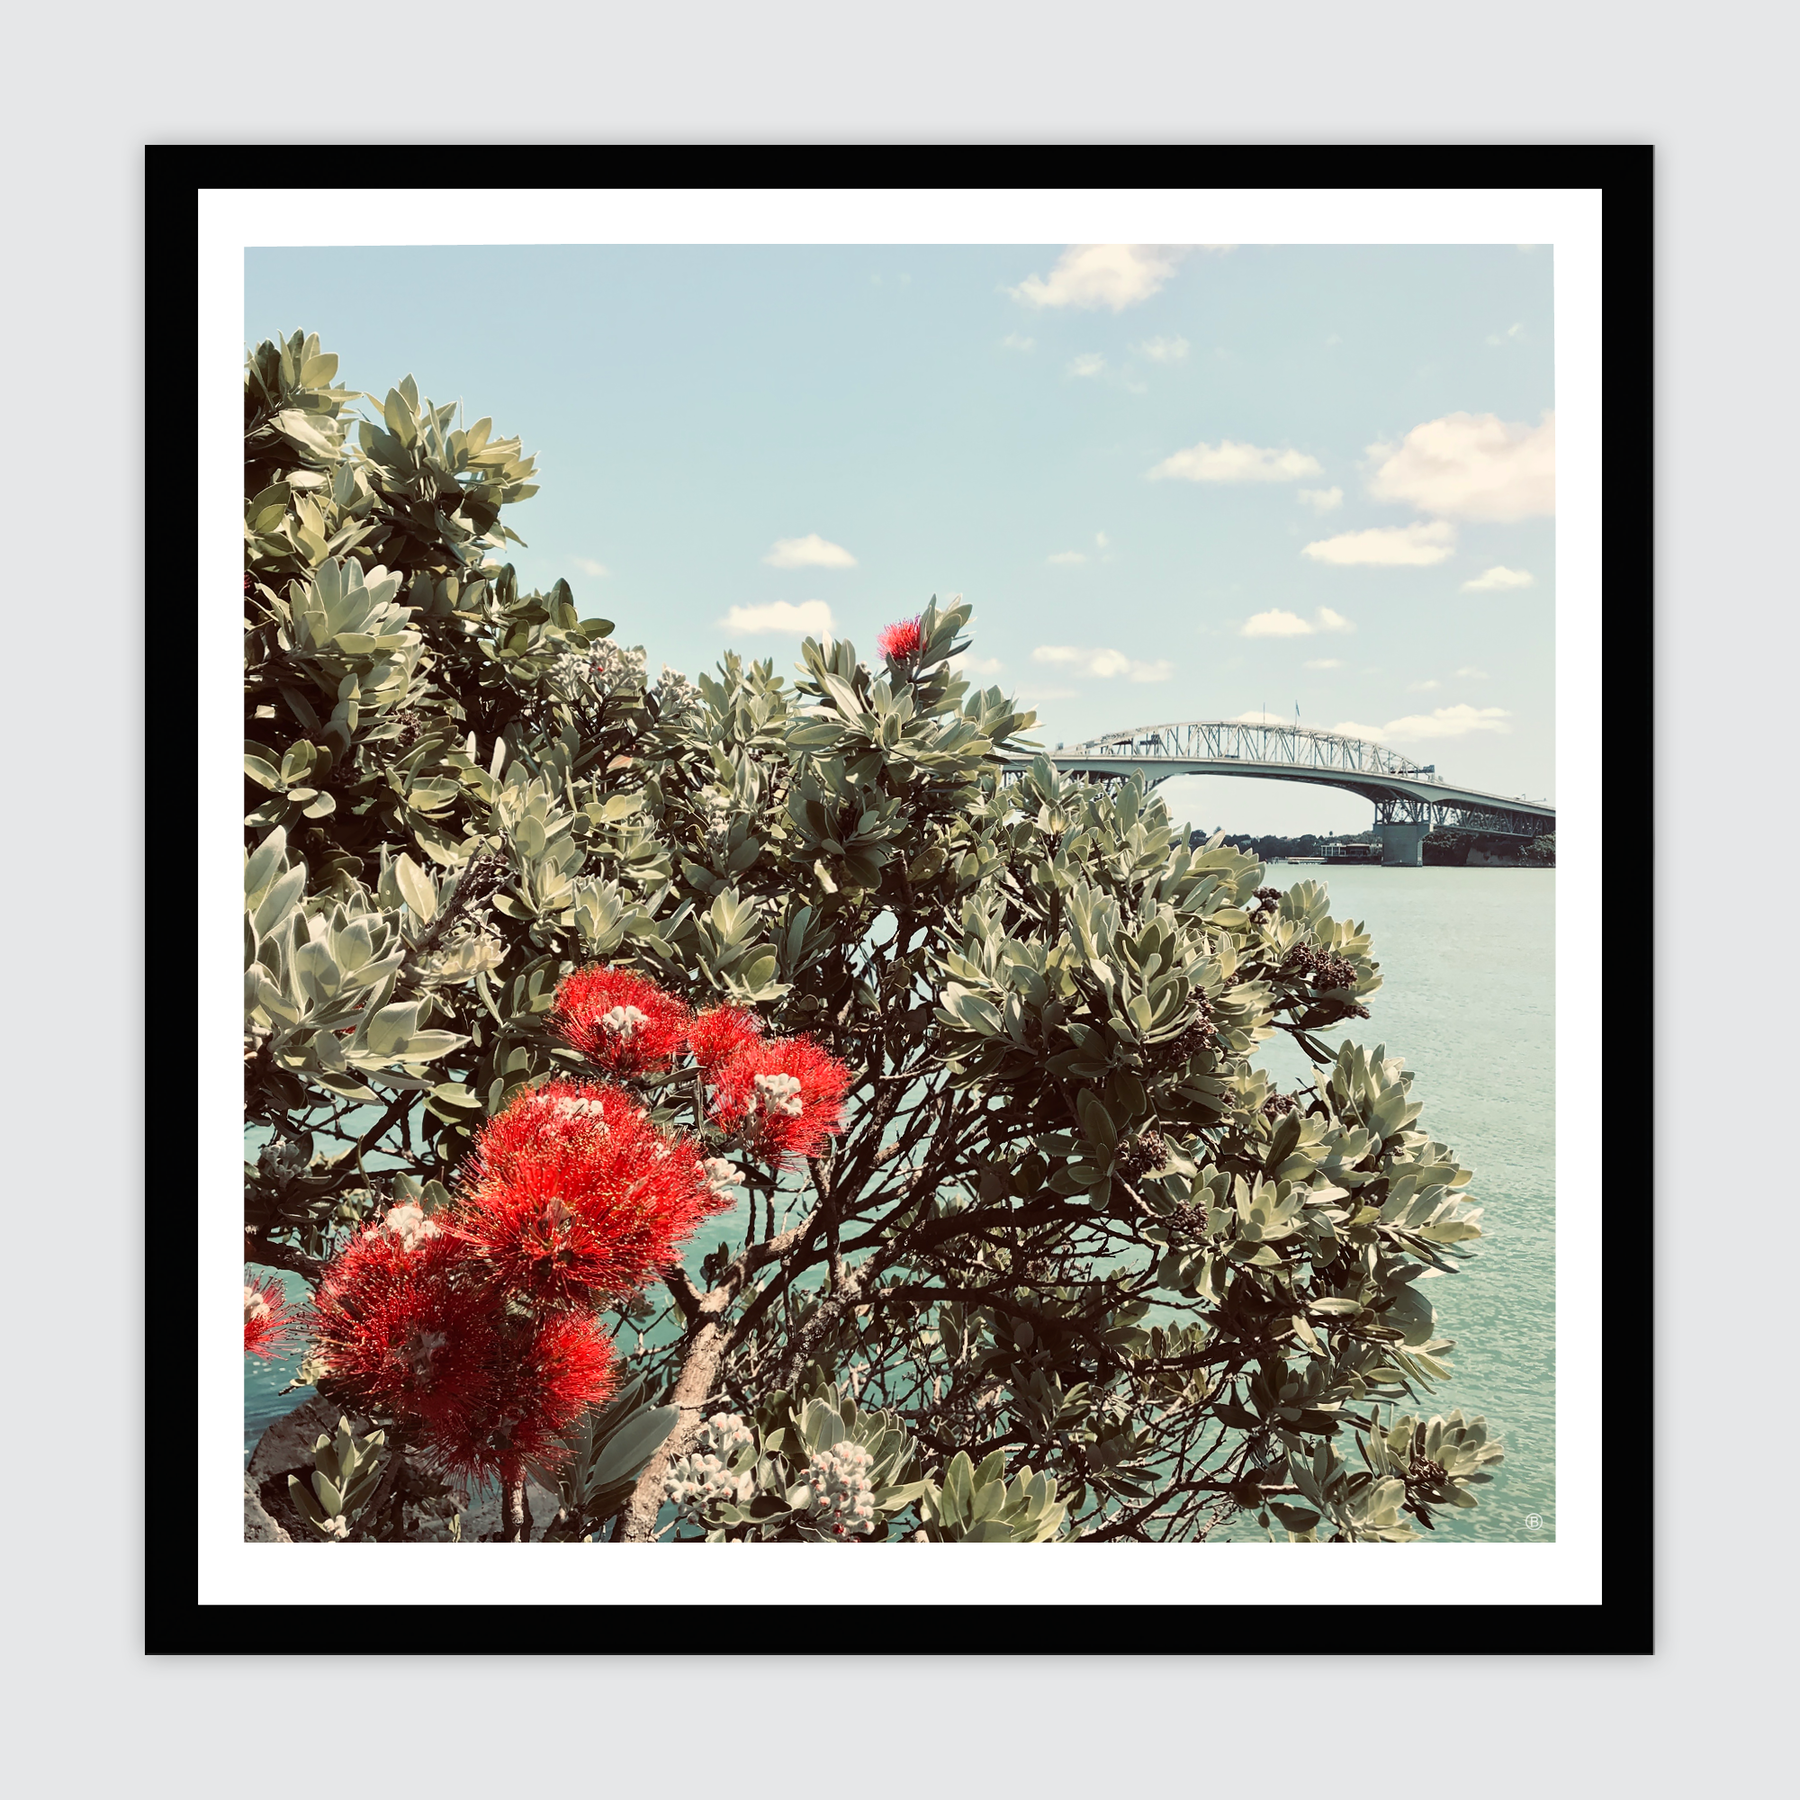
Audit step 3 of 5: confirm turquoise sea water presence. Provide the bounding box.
[1218,864,1556,1542]
[247,865,1554,1542]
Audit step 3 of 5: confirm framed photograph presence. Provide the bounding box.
[160,149,1650,1650]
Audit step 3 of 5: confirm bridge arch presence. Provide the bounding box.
[1019,719,1553,865]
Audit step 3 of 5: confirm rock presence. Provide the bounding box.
[245,1396,562,1541]
[244,1470,292,1542]
[246,1394,366,1542]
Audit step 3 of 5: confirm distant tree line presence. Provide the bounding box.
[1183,829,1555,869]
[1190,831,1345,861]
[1424,830,1556,868]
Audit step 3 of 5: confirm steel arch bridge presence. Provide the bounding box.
[1016,719,1553,863]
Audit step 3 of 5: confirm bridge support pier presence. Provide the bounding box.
[1376,820,1428,866]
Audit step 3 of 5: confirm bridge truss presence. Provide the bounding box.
[1032,719,1553,842]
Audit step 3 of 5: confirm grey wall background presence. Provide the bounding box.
[3,3,1784,1792]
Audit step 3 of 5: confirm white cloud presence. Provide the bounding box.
[1137,335,1190,362]
[1331,704,1513,745]
[1408,679,1442,692]
[571,557,609,578]
[1297,487,1343,513]
[723,600,835,636]
[1462,565,1536,591]
[1149,439,1324,483]
[951,652,1005,677]
[1241,607,1355,639]
[1001,333,1035,351]
[1009,244,1185,312]
[1304,658,1342,670]
[1095,531,1110,549]
[1241,610,1313,638]
[1326,332,1343,347]
[1033,645,1173,682]
[1366,411,1555,520]
[762,534,857,570]
[1486,322,1526,346]
[1455,666,1489,678]
[1068,353,1107,378]
[1046,550,1087,565]
[1234,709,1289,725]
[1302,521,1457,566]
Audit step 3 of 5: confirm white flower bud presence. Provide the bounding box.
[699,1157,740,1200]
[802,1441,878,1538]
[382,1199,441,1252]
[551,1095,610,1127]
[601,1004,649,1039]
[751,1072,805,1118]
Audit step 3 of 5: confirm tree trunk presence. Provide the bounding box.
[612,1202,825,1542]
[500,1466,532,1541]
[614,1312,730,1542]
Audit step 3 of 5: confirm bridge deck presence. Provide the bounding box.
[1040,753,1554,824]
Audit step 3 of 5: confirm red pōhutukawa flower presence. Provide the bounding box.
[457,1081,727,1305]
[308,1222,502,1445]
[307,1202,624,1484]
[243,1272,294,1359]
[876,615,923,665]
[687,1004,762,1076]
[553,965,691,1078]
[709,1035,853,1165]
[430,1306,619,1484]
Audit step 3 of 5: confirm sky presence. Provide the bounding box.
[246,243,1554,837]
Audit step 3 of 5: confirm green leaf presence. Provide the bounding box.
[251,864,305,937]
[394,853,436,923]
[287,1475,326,1526]
[585,1405,679,1496]
[1076,1087,1117,1153]
[244,827,287,904]
[1269,1501,1320,1533]
[365,1001,421,1056]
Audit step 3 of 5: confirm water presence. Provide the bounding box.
[1218,864,1556,1541]
[247,866,1555,1541]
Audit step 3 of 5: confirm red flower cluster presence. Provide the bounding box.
[294,967,853,1483]
[243,1273,293,1359]
[876,615,924,664]
[687,1004,762,1075]
[308,1201,622,1482]
[310,1227,502,1439]
[553,966,691,1077]
[457,1080,728,1305]
[709,1034,852,1165]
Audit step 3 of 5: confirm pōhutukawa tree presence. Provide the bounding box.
[243,332,1502,1544]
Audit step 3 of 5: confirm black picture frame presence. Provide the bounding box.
[155,144,1652,1654]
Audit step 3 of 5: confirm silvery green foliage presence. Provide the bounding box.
[243,333,1505,1544]
[915,1449,1067,1543]
[553,638,646,706]
[287,1420,386,1541]
[652,663,704,726]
